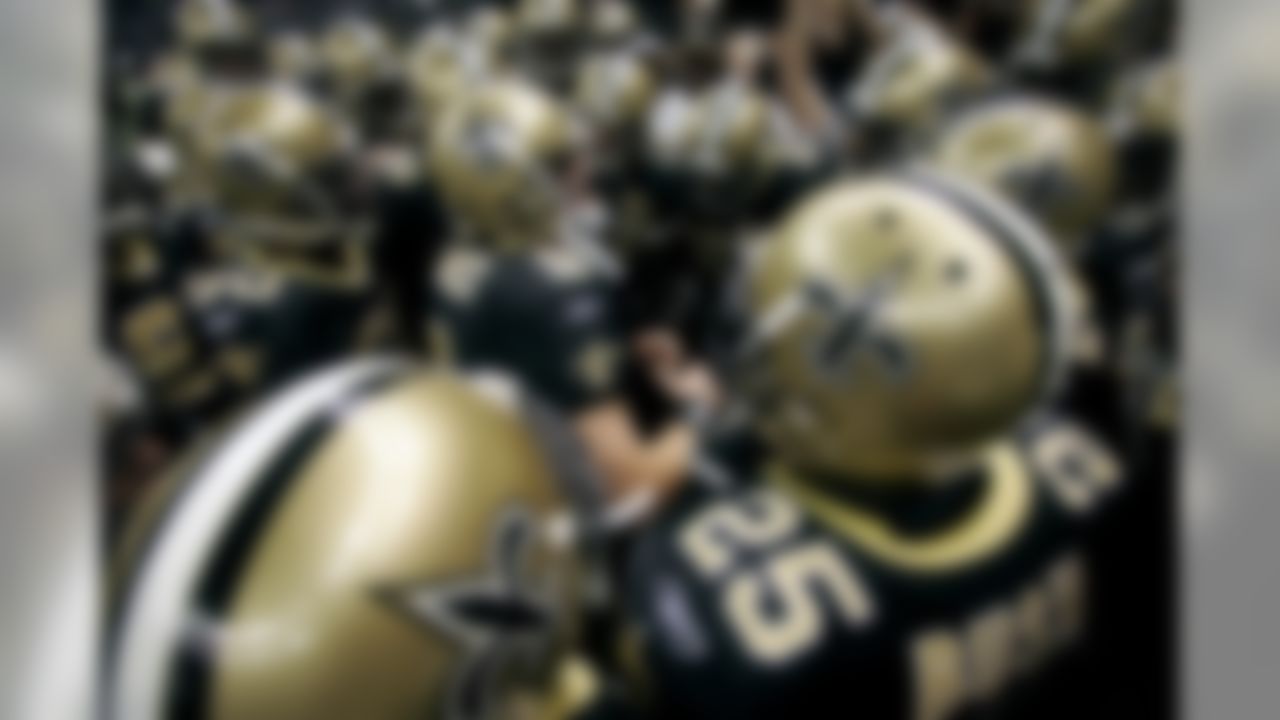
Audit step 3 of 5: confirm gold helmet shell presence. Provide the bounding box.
[515,0,582,40]
[202,86,373,286]
[268,32,321,84]
[428,79,579,250]
[513,0,586,92]
[933,97,1117,251]
[847,24,992,142]
[405,25,469,116]
[574,52,656,139]
[1108,58,1180,203]
[465,6,517,69]
[173,0,256,52]
[151,52,210,142]
[587,0,641,47]
[107,361,599,720]
[680,82,776,179]
[319,16,396,104]
[1109,58,1181,143]
[1015,0,1140,71]
[204,85,353,222]
[738,172,1072,481]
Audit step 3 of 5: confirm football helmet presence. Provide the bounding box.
[105,207,161,288]
[1108,58,1180,204]
[1013,0,1142,73]
[677,0,725,44]
[464,6,517,71]
[675,82,777,180]
[667,0,727,87]
[1109,58,1179,141]
[514,0,585,92]
[918,0,1029,61]
[318,15,397,107]
[574,51,656,144]
[427,79,581,250]
[268,32,321,87]
[658,81,817,218]
[733,171,1072,481]
[151,52,207,140]
[586,0,642,50]
[202,86,370,287]
[148,56,253,204]
[171,0,264,81]
[516,0,581,38]
[405,25,469,119]
[106,360,605,720]
[116,292,202,396]
[173,0,256,53]
[933,97,1118,252]
[845,21,993,154]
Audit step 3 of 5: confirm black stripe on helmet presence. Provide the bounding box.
[162,365,406,719]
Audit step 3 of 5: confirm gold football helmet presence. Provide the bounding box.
[149,54,254,204]
[587,0,641,49]
[514,0,584,90]
[574,51,656,142]
[107,361,605,720]
[173,0,256,53]
[1110,58,1180,140]
[405,25,469,119]
[202,86,370,287]
[684,81,777,180]
[171,0,264,83]
[515,0,581,40]
[427,80,580,250]
[1108,58,1180,203]
[933,97,1118,252]
[268,32,321,85]
[319,16,397,106]
[465,6,517,70]
[1013,0,1141,72]
[846,23,993,151]
[735,171,1072,481]
[151,51,209,141]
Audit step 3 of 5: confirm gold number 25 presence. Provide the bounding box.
[680,491,877,665]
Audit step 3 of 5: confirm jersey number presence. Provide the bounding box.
[680,491,876,665]
[1031,422,1122,515]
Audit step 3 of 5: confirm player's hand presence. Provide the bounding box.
[658,361,723,413]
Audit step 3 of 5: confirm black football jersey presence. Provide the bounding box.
[106,263,237,443]
[189,268,382,396]
[624,417,1135,720]
[432,245,623,415]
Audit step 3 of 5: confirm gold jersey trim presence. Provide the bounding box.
[771,442,1034,574]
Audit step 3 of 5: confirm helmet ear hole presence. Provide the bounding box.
[944,258,970,285]
[874,207,902,233]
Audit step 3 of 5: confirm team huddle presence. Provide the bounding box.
[102,0,1178,718]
